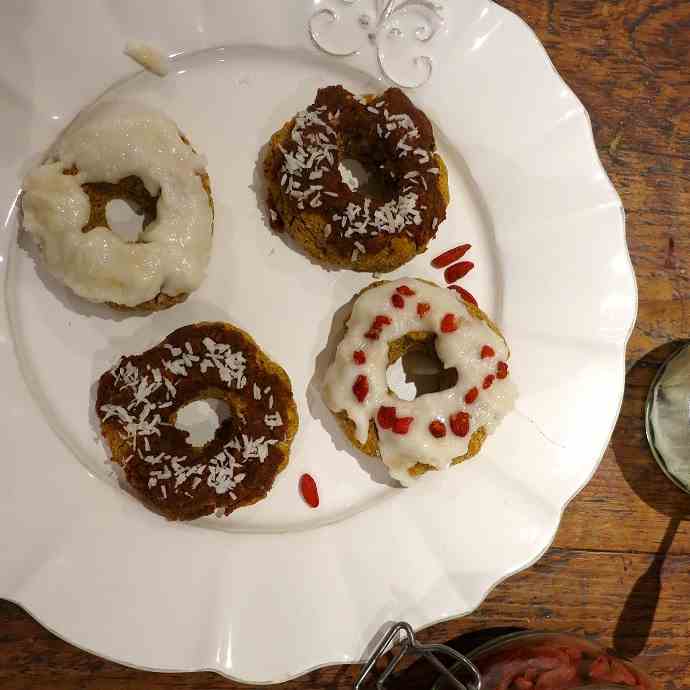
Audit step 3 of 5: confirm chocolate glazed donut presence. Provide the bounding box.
[96,322,298,520]
[264,85,450,272]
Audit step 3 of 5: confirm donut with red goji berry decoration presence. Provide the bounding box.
[322,279,516,485]
[263,85,449,272]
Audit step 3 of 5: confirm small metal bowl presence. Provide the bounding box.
[644,342,690,495]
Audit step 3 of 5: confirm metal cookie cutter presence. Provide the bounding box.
[354,621,482,689]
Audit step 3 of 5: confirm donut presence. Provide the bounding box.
[263,85,449,272]
[21,102,214,310]
[322,279,517,485]
[96,322,298,520]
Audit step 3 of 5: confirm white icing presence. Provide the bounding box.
[124,41,170,76]
[322,279,517,485]
[22,102,212,306]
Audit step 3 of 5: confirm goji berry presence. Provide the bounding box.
[353,375,369,402]
[373,315,392,329]
[480,345,495,359]
[448,285,478,306]
[450,411,470,437]
[431,244,471,268]
[377,406,397,430]
[428,420,447,438]
[299,473,319,508]
[393,416,414,434]
[444,261,474,284]
[417,302,431,317]
[391,293,405,308]
[440,313,459,333]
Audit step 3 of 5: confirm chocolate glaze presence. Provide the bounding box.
[96,322,297,520]
[267,85,447,259]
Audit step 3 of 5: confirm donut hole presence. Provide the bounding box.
[105,198,145,243]
[339,136,397,202]
[339,159,369,192]
[62,166,160,241]
[174,398,232,448]
[386,333,458,401]
[81,175,159,240]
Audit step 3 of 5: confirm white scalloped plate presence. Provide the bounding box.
[0,0,635,683]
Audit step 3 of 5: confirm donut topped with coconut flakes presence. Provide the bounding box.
[96,322,298,520]
[322,279,517,485]
[264,85,450,272]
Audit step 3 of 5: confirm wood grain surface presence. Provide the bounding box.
[1,1,688,688]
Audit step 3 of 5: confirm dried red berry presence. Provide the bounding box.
[393,416,414,435]
[444,261,475,284]
[450,411,470,437]
[366,315,392,340]
[377,406,397,430]
[353,350,366,365]
[299,473,319,508]
[396,285,416,296]
[431,244,471,268]
[417,302,431,317]
[465,387,479,404]
[391,293,405,309]
[448,285,478,306]
[482,374,495,390]
[480,345,495,359]
[428,420,447,438]
[440,313,459,333]
[353,375,369,402]
[496,361,509,379]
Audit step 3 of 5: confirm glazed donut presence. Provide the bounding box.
[21,102,213,310]
[96,322,298,520]
[264,85,449,272]
[322,279,516,485]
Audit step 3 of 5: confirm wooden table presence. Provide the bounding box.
[1,1,688,688]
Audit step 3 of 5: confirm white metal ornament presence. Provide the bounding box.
[309,0,445,88]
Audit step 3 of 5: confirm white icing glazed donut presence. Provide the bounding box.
[322,278,517,485]
[21,101,213,307]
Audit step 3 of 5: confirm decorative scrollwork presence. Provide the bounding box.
[309,0,445,88]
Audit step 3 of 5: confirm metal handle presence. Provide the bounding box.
[354,621,482,690]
